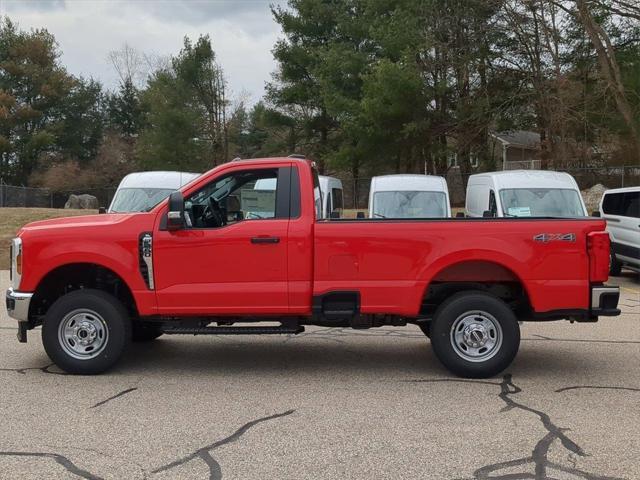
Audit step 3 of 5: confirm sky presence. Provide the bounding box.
[0,0,286,104]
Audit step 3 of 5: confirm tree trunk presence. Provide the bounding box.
[576,0,640,158]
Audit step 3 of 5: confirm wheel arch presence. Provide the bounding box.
[418,257,532,317]
[29,262,139,322]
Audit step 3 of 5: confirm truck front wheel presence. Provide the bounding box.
[42,289,131,374]
[430,291,520,379]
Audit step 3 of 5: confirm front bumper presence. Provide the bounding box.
[6,289,33,343]
[590,285,620,317]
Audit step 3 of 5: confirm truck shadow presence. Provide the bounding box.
[115,333,592,380]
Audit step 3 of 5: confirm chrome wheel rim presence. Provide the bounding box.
[450,310,502,362]
[58,309,109,360]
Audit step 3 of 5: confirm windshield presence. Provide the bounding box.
[109,188,177,213]
[499,188,585,217]
[373,191,448,218]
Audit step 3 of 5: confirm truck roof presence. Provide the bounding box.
[370,174,448,192]
[469,170,579,190]
[118,171,200,189]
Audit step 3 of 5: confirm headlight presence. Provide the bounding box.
[10,238,22,290]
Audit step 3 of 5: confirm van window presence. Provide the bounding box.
[331,188,343,211]
[622,192,639,218]
[499,188,584,217]
[372,191,448,218]
[110,188,177,213]
[603,192,639,218]
[602,193,623,215]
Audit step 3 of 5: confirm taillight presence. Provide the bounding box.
[587,231,609,283]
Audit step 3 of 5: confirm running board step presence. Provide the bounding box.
[162,325,305,335]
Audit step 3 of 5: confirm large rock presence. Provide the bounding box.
[581,183,607,214]
[65,194,99,210]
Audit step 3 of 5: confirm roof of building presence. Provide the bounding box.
[491,130,541,148]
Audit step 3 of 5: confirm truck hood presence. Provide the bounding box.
[19,213,152,234]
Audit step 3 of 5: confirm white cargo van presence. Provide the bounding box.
[255,175,343,219]
[109,171,200,213]
[465,170,587,218]
[599,186,640,275]
[320,175,344,218]
[368,175,451,218]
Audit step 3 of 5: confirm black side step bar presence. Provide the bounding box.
[162,325,305,335]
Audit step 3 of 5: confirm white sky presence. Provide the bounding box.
[0,0,286,104]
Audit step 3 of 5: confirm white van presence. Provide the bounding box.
[319,175,344,218]
[368,174,451,218]
[109,171,200,213]
[465,170,587,218]
[255,175,343,219]
[599,186,640,275]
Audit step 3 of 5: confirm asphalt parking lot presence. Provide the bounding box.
[0,270,638,480]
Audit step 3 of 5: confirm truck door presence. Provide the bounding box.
[153,165,293,315]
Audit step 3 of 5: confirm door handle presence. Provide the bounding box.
[251,236,280,244]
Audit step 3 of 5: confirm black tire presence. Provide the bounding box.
[609,251,622,276]
[430,291,520,379]
[132,322,163,342]
[42,289,131,375]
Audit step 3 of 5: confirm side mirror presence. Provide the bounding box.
[167,191,185,231]
[330,211,340,219]
[592,210,601,217]
[483,210,494,218]
[356,212,365,219]
[98,207,106,214]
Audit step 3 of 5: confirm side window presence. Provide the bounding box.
[332,188,343,212]
[488,190,497,216]
[622,192,640,218]
[184,168,280,228]
[602,193,623,216]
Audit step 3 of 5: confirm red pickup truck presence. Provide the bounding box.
[6,157,620,377]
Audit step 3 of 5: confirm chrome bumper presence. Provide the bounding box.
[5,288,33,322]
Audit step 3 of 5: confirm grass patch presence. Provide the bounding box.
[0,208,96,270]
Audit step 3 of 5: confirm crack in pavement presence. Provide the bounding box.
[0,363,68,375]
[90,387,138,409]
[555,385,640,393]
[407,374,624,480]
[151,409,295,479]
[525,334,640,345]
[0,451,103,480]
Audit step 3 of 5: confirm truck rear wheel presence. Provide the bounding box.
[42,289,131,374]
[430,291,520,378]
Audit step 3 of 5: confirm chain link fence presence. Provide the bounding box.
[0,180,116,209]
[2,165,638,211]
[342,165,640,209]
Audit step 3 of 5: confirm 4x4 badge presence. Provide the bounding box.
[533,233,576,243]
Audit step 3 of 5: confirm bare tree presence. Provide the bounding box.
[574,0,640,157]
[108,43,149,87]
